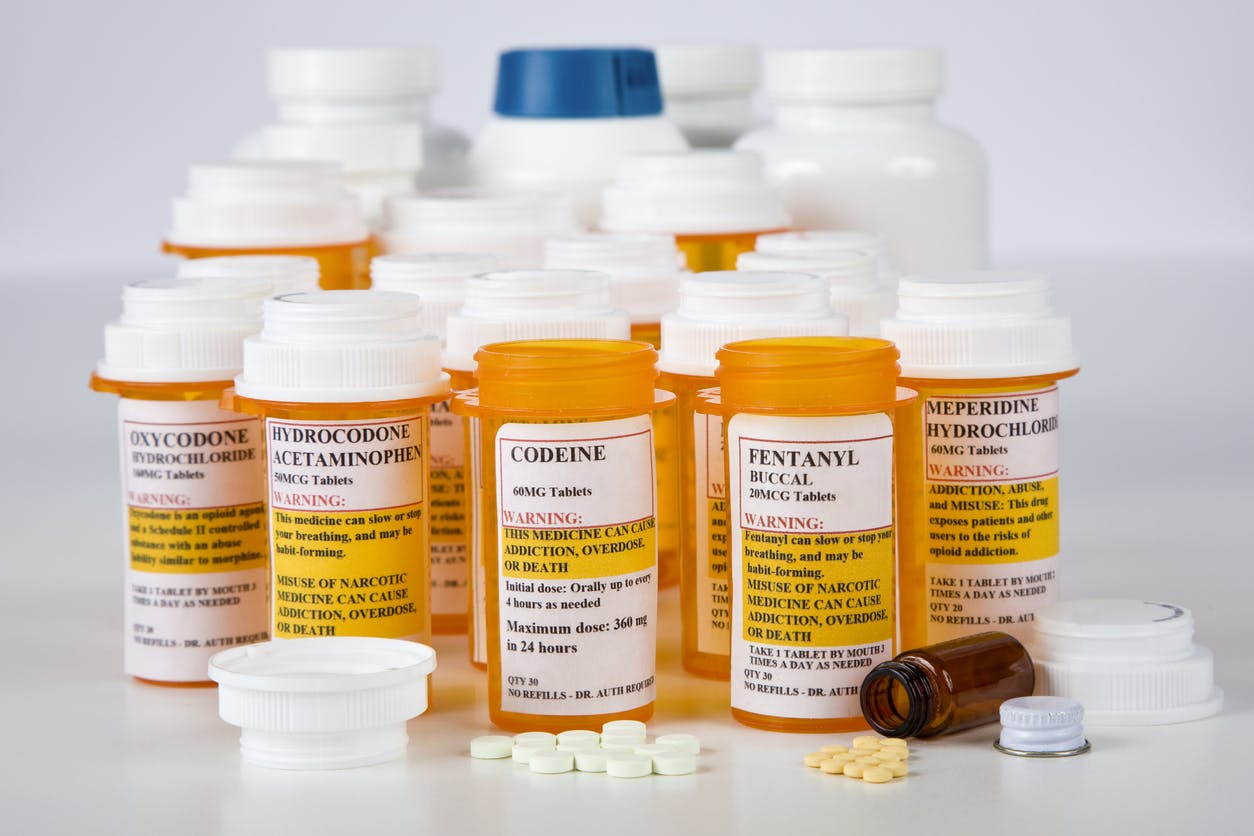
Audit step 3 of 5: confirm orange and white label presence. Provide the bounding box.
[728,412,895,720]
[428,400,469,617]
[495,416,657,715]
[693,412,731,655]
[923,387,1061,643]
[266,415,428,640]
[118,398,268,681]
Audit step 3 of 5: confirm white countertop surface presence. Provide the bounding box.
[2,257,1250,835]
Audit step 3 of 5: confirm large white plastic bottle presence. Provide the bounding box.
[242,47,470,222]
[467,47,688,225]
[736,48,987,275]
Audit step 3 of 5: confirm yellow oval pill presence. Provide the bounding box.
[873,750,903,763]
[819,759,845,775]
[880,737,908,749]
[884,761,909,778]
[820,744,848,754]
[804,752,827,768]
[862,766,893,784]
[851,736,882,748]
[843,762,867,778]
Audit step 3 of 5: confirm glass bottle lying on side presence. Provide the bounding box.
[860,631,1035,738]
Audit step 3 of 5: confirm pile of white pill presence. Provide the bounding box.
[802,735,911,784]
[470,720,701,777]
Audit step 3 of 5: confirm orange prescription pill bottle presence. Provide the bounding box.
[542,233,688,590]
[226,291,450,642]
[454,340,671,732]
[370,252,505,635]
[90,277,273,685]
[600,150,789,271]
[443,271,632,667]
[881,273,1077,650]
[702,337,917,732]
[163,162,372,290]
[658,272,847,679]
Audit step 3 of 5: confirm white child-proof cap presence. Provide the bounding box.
[380,188,581,268]
[764,47,944,105]
[1031,599,1223,726]
[995,696,1090,757]
[268,47,440,100]
[880,272,1077,379]
[167,161,369,249]
[443,270,631,372]
[234,290,448,403]
[97,277,272,384]
[543,232,685,325]
[655,44,759,97]
[736,249,892,338]
[370,252,505,344]
[601,150,789,236]
[208,637,436,770]
[754,230,898,284]
[176,255,321,296]
[658,271,847,378]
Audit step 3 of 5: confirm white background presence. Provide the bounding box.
[2,0,1253,274]
[1,1,1251,833]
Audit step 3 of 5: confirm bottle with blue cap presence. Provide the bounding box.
[468,47,687,225]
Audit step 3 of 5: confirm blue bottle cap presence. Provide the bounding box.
[493,48,664,119]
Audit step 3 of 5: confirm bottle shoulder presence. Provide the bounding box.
[737,118,985,170]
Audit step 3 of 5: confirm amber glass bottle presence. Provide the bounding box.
[860,631,1035,738]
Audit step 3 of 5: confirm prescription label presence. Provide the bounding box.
[728,412,895,720]
[922,387,1061,643]
[118,398,268,681]
[495,416,657,715]
[428,400,469,617]
[694,412,730,655]
[266,416,428,640]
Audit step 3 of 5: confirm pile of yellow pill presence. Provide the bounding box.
[803,735,910,784]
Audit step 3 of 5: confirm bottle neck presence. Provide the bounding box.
[859,659,936,738]
[773,101,936,131]
[277,95,432,126]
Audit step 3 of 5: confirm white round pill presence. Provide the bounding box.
[652,752,697,775]
[606,754,653,778]
[596,736,637,752]
[575,749,609,773]
[512,744,552,764]
[655,733,700,755]
[556,730,600,747]
[634,743,681,758]
[529,752,575,774]
[470,735,514,759]
[602,720,648,740]
[557,741,599,753]
[513,731,557,748]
